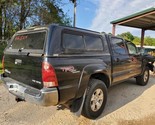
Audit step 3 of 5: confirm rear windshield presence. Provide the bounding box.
[9,31,46,50]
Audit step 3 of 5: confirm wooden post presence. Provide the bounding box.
[112,24,116,36]
[141,29,145,47]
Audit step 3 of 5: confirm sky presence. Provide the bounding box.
[62,0,155,37]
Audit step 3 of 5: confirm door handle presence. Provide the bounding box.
[131,57,135,62]
[131,57,134,61]
[115,58,120,62]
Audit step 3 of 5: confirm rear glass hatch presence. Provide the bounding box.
[4,29,48,89]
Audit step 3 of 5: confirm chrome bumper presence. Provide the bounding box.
[1,75,59,106]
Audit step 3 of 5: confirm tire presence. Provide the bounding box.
[136,67,150,86]
[82,79,107,119]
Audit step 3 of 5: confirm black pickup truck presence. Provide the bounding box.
[1,24,155,119]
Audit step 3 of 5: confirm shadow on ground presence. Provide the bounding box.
[99,76,155,119]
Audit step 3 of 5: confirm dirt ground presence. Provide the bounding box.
[0,75,155,125]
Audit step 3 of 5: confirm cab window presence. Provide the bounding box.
[111,37,128,55]
[126,42,138,55]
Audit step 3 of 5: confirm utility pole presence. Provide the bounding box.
[70,0,76,27]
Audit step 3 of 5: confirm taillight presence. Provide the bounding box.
[42,62,58,88]
[2,56,4,72]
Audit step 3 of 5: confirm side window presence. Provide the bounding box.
[111,37,127,55]
[127,42,137,55]
[85,36,103,50]
[63,33,84,50]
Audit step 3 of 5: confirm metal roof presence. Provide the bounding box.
[111,7,155,30]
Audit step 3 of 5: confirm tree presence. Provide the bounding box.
[117,32,155,46]
[132,36,140,45]
[0,0,5,41]
[144,36,154,46]
[0,0,3,40]
[0,0,71,40]
[0,0,33,39]
[117,32,134,41]
[35,0,71,26]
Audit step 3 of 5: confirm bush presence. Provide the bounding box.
[0,63,2,74]
[0,43,7,74]
[0,43,7,59]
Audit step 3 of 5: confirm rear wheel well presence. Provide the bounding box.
[90,73,110,88]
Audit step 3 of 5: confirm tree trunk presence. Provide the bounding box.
[19,1,25,29]
[0,0,3,41]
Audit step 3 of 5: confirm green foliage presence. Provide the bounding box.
[35,0,71,26]
[144,36,155,46]
[132,36,140,45]
[0,62,2,74]
[117,32,155,46]
[0,0,72,40]
[0,43,6,59]
[117,32,134,41]
[0,43,6,74]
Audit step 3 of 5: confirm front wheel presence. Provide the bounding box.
[136,67,150,86]
[82,79,107,119]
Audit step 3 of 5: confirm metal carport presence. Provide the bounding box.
[111,7,155,47]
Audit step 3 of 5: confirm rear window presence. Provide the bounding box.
[9,32,46,50]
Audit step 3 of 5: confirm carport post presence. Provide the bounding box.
[141,29,145,47]
[112,24,116,36]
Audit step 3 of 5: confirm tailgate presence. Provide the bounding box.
[4,54,43,89]
[3,30,47,89]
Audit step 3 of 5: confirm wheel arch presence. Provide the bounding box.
[70,62,111,115]
[90,73,110,88]
[75,64,111,99]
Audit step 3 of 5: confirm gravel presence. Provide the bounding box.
[0,76,155,125]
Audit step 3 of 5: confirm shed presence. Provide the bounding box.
[111,7,155,47]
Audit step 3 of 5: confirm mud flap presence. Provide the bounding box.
[72,89,87,117]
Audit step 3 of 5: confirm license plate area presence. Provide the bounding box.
[7,83,26,96]
[8,84,19,91]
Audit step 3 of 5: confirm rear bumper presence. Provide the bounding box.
[1,75,59,106]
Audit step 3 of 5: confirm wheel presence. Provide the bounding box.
[136,67,150,86]
[82,79,107,119]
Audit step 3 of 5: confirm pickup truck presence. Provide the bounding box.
[1,24,155,119]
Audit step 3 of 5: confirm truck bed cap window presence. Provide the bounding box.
[85,36,103,50]
[63,33,84,50]
[9,32,46,50]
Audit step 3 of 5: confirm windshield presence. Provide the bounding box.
[9,31,46,50]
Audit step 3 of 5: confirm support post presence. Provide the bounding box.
[73,0,76,27]
[141,29,145,47]
[112,24,116,36]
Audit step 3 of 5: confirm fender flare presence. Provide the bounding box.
[75,63,110,100]
[71,63,110,114]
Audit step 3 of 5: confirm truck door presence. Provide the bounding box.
[110,37,132,84]
[126,42,142,76]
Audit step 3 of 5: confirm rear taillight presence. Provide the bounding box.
[42,62,58,88]
[2,56,4,72]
